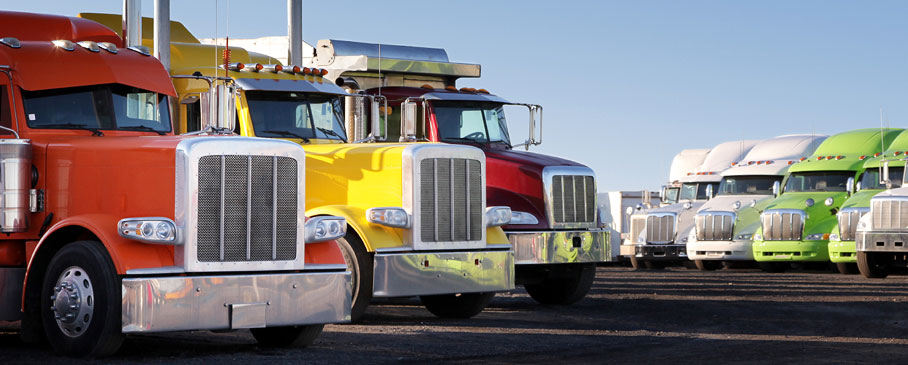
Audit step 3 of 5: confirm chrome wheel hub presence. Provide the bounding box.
[50,266,94,338]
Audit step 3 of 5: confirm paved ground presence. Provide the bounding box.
[3,266,908,363]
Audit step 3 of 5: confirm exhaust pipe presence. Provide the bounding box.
[122,0,142,48]
[154,0,170,70]
[287,0,302,66]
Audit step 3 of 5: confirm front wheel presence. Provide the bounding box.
[857,251,889,278]
[524,263,596,305]
[758,262,788,273]
[645,261,667,269]
[251,325,324,347]
[420,292,495,318]
[335,231,373,322]
[694,260,722,271]
[629,256,643,269]
[40,241,123,358]
[835,262,858,275]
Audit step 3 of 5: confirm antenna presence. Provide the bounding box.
[377,42,382,96]
[881,107,885,155]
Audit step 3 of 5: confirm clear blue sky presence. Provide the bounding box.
[7,1,908,192]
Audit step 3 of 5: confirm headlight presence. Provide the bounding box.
[305,216,347,243]
[749,199,757,208]
[486,206,512,227]
[119,217,179,245]
[829,233,840,241]
[509,211,539,225]
[824,197,834,206]
[367,207,411,228]
[683,202,692,209]
[736,233,753,240]
[805,233,829,241]
[805,198,815,207]
[858,221,867,229]
[733,201,741,210]
[753,234,763,241]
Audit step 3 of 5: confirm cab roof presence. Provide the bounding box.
[789,128,903,172]
[0,11,121,45]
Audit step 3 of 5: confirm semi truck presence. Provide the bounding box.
[79,14,516,321]
[827,130,908,274]
[307,39,610,305]
[0,11,351,357]
[623,140,758,269]
[752,128,902,272]
[686,135,826,270]
[662,149,711,206]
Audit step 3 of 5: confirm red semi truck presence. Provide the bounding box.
[311,40,611,304]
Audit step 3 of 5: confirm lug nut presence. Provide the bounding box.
[69,304,78,309]
[50,295,56,301]
[54,313,61,319]
[69,294,78,300]
[54,286,61,292]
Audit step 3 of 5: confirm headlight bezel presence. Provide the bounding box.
[509,211,539,225]
[486,206,513,227]
[304,216,347,243]
[118,217,180,245]
[366,207,411,229]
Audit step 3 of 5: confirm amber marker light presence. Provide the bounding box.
[445,86,458,91]
[302,67,311,75]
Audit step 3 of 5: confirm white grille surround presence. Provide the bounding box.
[541,166,598,230]
[175,136,307,272]
[402,144,488,250]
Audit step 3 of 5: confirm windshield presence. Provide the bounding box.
[679,182,715,200]
[718,176,782,195]
[861,167,904,190]
[246,91,346,141]
[432,101,510,146]
[662,187,679,204]
[22,84,171,132]
[784,171,853,192]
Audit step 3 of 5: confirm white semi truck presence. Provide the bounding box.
[662,149,711,206]
[622,140,759,268]
[686,135,827,270]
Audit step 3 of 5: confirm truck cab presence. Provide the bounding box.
[310,39,609,305]
[686,135,826,270]
[752,128,902,272]
[662,149,710,206]
[0,11,350,357]
[623,140,758,268]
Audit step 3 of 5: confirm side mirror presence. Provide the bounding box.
[400,100,418,142]
[846,176,855,196]
[705,184,714,200]
[208,82,236,132]
[772,181,781,198]
[856,181,862,192]
[625,207,633,216]
[350,95,367,141]
[881,161,892,189]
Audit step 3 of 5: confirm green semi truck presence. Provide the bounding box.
[752,128,903,272]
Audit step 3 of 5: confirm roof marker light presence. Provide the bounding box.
[421,84,434,90]
[766,160,774,165]
[477,88,490,94]
[225,63,245,72]
[52,40,75,51]
[836,155,844,160]
[731,162,738,166]
[445,86,458,92]
[248,63,263,72]
[896,151,903,156]
[788,161,794,165]
[320,68,329,76]
[98,42,118,54]
[291,65,301,73]
[817,156,824,160]
[127,45,151,56]
[748,161,754,165]
[800,157,807,161]
[827,156,834,160]
[77,41,100,53]
[263,64,283,73]
[874,152,882,157]
[0,37,21,48]
[301,67,311,75]
[859,155,867,160]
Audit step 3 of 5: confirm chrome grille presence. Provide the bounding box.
[838,208,868,241]
[197,155,298,262]
[420,158,483,242]
[629,215,646,243]
[646,214,676,243]
[551,175,596,224]
[761,210,804,241]
[871,199,908,230]
[695,212,735,241]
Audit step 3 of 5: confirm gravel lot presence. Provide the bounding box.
[3,266,908,363]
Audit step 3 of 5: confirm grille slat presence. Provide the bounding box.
[761,210,804,241]
[197,155,297,262]
[551,174,596,225]
[420,158,483,243]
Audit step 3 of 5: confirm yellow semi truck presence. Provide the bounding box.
[81,13,515,321]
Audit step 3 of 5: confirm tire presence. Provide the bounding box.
[857,251,889,278]
[40,241,123,358]
[629,256,643,270]
[758,262,787,273]
[335,231,373,322]
[836,262,858,275]
[251,324,324,347]
[644,261,667,269]
[694,260,722,271]
[524,263,596,305]
[420,292,495,319]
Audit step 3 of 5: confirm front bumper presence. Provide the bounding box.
[121,269,351,333]
[828,241,857,263]
[687,239,753,261]
[508,228,611,265]
[857,231,908,252]
[626,243,687,261]
[752,240,828,262]
[372,248,515,297]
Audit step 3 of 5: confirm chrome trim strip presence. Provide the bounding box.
[508,229,611,265]
[272,156,277,260]
[372,249,514,297]
[466,160,471,241]
[220,155,225,261]
[124,266,186,275]
[246,156,252,260]
[121,270,351,333]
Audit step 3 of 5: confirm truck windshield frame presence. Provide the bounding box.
[22,84,171,133]
[663,187,679,204]
[679,182,714,200]
[246,90,347,141]
[431,101,511,147]
[861,166,904,190]
[718,175,783,195]
[784,171,853,192]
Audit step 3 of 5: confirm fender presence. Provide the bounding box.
[307,205,403,252]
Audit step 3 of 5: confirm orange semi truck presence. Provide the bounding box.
[0,11,350,357]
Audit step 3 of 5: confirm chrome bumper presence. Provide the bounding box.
[508,229,611,265]
[0,268,24,320]
[121,269,351,333]
[372,249,515,297]
[686,240,753,261]
[627,243,687,260]
[857,231,908,252]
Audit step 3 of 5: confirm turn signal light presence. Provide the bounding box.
[320,68,329,76]
[421,84,434,89]
[367,207,411,229]
[859,155,866,160]
[118,217,178,245]
[445,86,458,91]
[874,152,882,157]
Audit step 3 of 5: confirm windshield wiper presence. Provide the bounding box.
[39,123,103,136]
[118,125,166,135]
[315,127,344,140]
[442,137,485,144]
[260,130,310,143]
